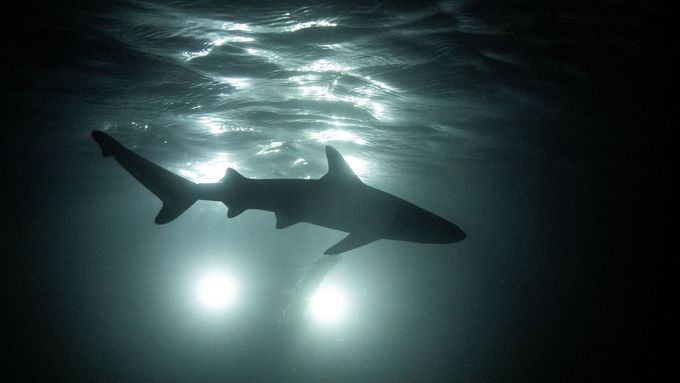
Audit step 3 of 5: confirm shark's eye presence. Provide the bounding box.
[196,271,237,311]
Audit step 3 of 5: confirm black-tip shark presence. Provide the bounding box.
[92,130,465,255]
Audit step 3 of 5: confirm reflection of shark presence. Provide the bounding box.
[92,130,465,254]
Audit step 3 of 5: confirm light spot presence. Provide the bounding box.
[299,59,351,73]
[217,77,251,89]
[288,20,337,32]
[343,155,369,178]
[222,22,251,32]
[257,141,284,155]
[181,48,212,61]
[196,271,237,311]
[213,35,255,45]
[308,284,348,325]
[198,116,227,135]
[178,153,235,183]
[310,129,368,145]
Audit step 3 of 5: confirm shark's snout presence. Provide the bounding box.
[396,211,466,244]
[446,224,466,243]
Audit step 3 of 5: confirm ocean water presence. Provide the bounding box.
[4,1,661,381]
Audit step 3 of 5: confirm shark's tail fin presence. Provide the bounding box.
[92,130,198,224]
[92,130,123,157]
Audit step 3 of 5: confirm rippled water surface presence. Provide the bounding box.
[84,1,526,183]
[5,0,661,381]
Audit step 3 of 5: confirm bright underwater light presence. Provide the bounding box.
[196,271,237,311]
[308,284,348,325]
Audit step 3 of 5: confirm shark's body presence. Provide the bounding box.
[92,130,465,254]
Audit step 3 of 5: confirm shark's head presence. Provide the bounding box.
[397,209,466,244]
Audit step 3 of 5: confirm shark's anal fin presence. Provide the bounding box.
[275,211,299,229]
[324,232,378,255]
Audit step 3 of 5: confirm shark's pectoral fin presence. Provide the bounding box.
[324,233,378,255]
[275,211,299,229]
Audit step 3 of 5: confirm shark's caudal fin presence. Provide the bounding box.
[92,130,198,224]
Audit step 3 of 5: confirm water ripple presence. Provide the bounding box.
[89,1,515,182]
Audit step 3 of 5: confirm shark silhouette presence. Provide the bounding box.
[92,130,465,254]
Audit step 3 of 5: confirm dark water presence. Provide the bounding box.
[4,1,662,381]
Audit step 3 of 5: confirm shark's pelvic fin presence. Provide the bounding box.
[321,146,361,183]
[92,130,198,224]
[324,232,378,255]
[275,211,299,229]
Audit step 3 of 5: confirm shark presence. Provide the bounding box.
[92,130,465,255]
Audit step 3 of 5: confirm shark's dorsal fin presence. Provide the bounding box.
[275,211,299,229]
[321,146,361,183]
[221,167,246,183]
[324,232,378,255]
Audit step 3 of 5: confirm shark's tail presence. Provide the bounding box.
[92,130,198,224]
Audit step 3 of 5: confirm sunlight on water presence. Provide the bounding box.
[291,78,389,121]
[212,35,255,44]
[288,74,320,83]
[364,75,397,93]
[310,129,368,145]
[299,59,352,73]
[180,24,255,61]
[244,47,282,65]
[118,6,398,172]
[287,19,337,32]
[343,154,369,178]
[318,43,346,50]
[216,77,251,90]
[178,153,236,183]
[181,48,212,61]
[197,115,228,135]
[257,141,284,155]
[222,22,251,32]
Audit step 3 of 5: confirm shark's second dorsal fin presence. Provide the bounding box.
[321,146,360,183]
[221,167,246,183]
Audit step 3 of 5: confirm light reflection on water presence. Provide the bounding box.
[98,1,478,183]
[342,154,370,179]
[309,129,368,146]
[287,19,337,32]
[177,152,236,183]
